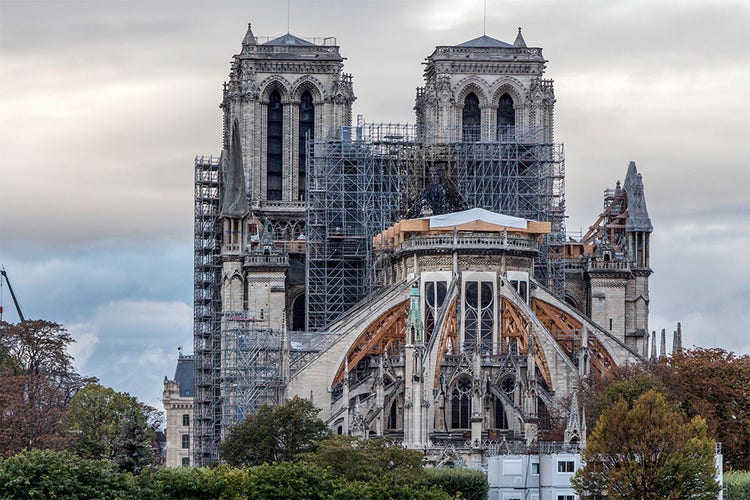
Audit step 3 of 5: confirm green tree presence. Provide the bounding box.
[220,396,330,466]
[307,435,426,485]
[0,449,138,499]
[573,390,719,500]
[66,383,162,473]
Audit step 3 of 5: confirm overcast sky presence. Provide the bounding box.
[0,0,748,411]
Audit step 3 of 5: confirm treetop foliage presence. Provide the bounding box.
[577,347,750,471]
[0,320,90,457]
[574,389,720,500]
[66,383,162,473]
[220,396,330,466]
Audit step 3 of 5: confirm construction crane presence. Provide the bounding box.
[0,268,25,322]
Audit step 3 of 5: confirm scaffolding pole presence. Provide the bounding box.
[192,155,222,465]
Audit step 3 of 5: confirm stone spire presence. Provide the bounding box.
[513,27,527,47]
[241,23,256,52]
[220,119,249,218]
[673,322,683,354]
[660,328,666,359]
[564,391,585,447]
[623,161,653,232]
[650,330,657,362]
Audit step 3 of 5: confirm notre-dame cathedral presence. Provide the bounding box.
[190,23,653,466]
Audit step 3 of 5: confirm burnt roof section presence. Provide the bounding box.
[174,355,195,398]
[623,161,653,232]
[404,173,468,219]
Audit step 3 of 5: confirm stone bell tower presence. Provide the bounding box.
[415,28,555,144]
[220,23,355,239]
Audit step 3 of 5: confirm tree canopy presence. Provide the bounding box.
[573,389,720,500]
[660,348,750,470]
[66,383,162,473]
[0,320,89,457]
[219,396,330,466]
[576,347,750,471]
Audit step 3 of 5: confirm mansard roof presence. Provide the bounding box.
[456,35,514,48]
[264,33,316,46]
[174,355,195,398]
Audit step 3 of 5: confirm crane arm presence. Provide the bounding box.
[1,270,25,322]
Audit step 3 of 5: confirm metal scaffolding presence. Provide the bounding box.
[222,315,345,425]
[305,125,410,330]
[306,124,566,330]
[192,155,223,464]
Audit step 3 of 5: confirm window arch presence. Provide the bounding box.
[298,90,314,201]
[291,293,306,331]
[497,93,515,140]
[386,394,403,430]
[462,93,481,142]
[463,280,494,348]
[450,377,472,429]
[494,396,509,429]
[267,90,283,200]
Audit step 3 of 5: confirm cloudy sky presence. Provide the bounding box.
[0,0,748,411]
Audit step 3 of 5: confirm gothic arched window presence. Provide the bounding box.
[298,91,314,201]
[387,394,403,430]
[267,90,283,200]
[463,280,494,348]
[494,396,509,429]
[291,293,305,331]
[497,93,515,140]
[424,280,447,345]
[450,377,472,429]
[462,92,481,142]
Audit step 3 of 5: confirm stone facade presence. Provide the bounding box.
[415,30,555,144]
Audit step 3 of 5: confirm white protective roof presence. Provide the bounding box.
[424,208,529,230]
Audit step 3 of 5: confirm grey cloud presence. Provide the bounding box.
[0,0,747,414]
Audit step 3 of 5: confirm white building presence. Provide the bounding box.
[162,352,194,467]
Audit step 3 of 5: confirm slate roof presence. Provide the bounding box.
[174,355,195,398]
[456,35,514,48]
[264,33,315,46]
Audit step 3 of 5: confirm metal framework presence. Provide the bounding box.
[221,313,343,435]
[192,155,222,464]
[306,124,566,330]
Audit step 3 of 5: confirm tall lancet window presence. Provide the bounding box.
[298,91,314,201]
[267,90,283,201]
[462,93,481,142]
[497,93,515,140]
[450,378,472,429]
